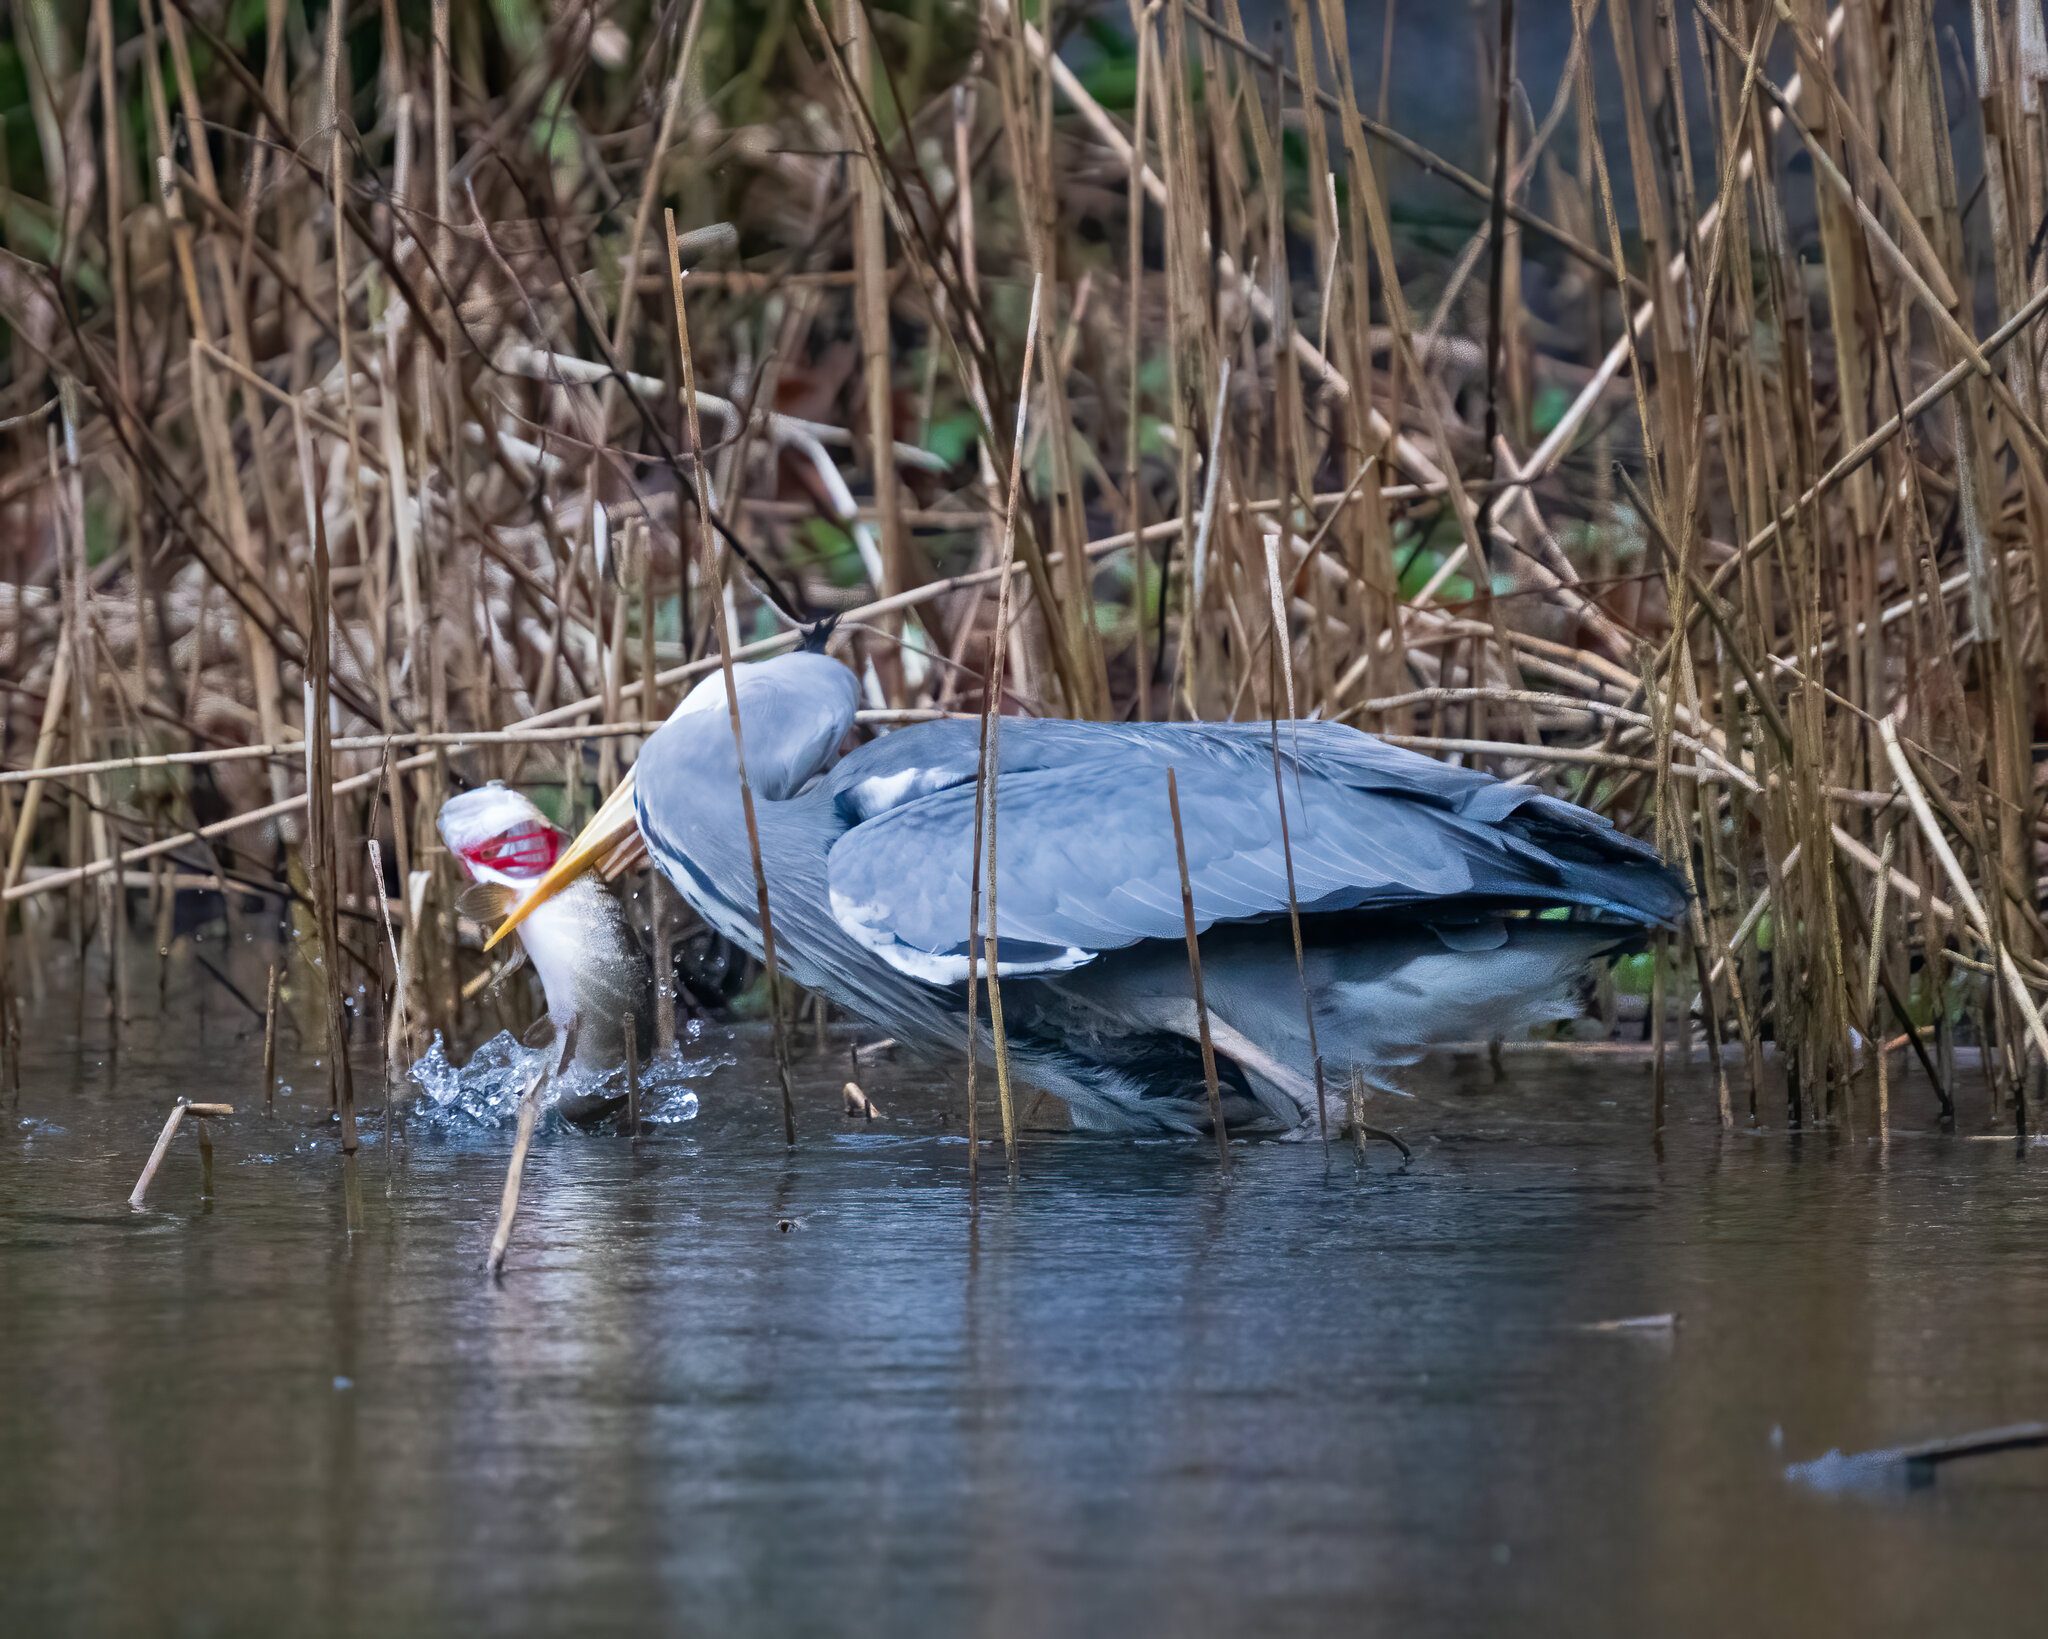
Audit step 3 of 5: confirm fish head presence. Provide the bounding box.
[437,783,564,894]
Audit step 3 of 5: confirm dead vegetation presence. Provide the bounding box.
[4,0,2048,1134]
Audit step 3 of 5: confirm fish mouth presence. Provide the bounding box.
[456,824,562,880]
[485,771,640,950]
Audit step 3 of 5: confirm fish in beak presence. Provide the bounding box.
[441,781,653,1126]
[484,769,643,952]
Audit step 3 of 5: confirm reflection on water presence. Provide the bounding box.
[5,952,2048,1637]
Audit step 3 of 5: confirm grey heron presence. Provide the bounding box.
[491,650,1684,1133]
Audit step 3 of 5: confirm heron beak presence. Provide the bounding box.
[482,771,640,951]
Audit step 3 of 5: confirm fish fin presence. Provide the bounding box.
[457,881,517,924]
[519,1014,555,1050]
[495,945,527,983]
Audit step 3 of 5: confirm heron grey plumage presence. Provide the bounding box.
[499,650,1684,1134]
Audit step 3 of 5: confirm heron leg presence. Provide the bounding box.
[1196,1014,1322,1130]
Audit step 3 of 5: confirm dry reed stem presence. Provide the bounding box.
[665,209,798,1147]
[261,961,278,1110]
[486,1054,551,1282]
[964,274,1044,1178]
[128,1100,234,1210]
[1879,718,2048,1069]
[368,837,409,1131]
[1866,829,1896,1144]
[1167,768,1229,1170]
[296,411,356,1153]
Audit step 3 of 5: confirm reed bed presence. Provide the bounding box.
[4,0,2047,1133]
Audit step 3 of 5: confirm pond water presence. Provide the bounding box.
[5,952,2048,1636]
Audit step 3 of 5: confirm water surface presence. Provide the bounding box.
[5,956,2048,1636]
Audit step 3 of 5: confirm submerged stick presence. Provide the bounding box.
[129,1100,234,1209]
[1167,769,1229,1170]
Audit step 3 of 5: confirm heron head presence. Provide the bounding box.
[484,650,857,950]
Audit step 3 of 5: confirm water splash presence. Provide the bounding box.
[407,1029,718,1130]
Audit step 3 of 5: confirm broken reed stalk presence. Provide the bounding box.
[128,1100,235,1209]
[487,1064,546,1280]
[651,881,677,1056]
[294,411,356,1153]
[963,274,1044,1179]
[838,0,908,670]
[488,1025,573,1280]
[1651,931,1668,1132]
[664,210,797,1147]
[367,838,406,1145]
[261,960,279,1109]
[1879,718,2048,1075]
[1166,768,1229,1170]
[1268,678,1327,1143]
[1865,829,1897,1143]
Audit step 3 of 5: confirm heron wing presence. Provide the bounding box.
[824,721,1680,984]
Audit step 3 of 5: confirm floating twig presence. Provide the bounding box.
[1787,1423,2048,1492]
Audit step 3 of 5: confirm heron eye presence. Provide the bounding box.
[462,826,561,876]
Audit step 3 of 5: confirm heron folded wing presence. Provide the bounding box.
[826,748,1532,983]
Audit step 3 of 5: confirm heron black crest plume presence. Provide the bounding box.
[799,613,843,654]
[695,504,812,628]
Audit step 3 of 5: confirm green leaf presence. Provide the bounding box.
[924,409,981,469]
[1531,382,1573,437]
